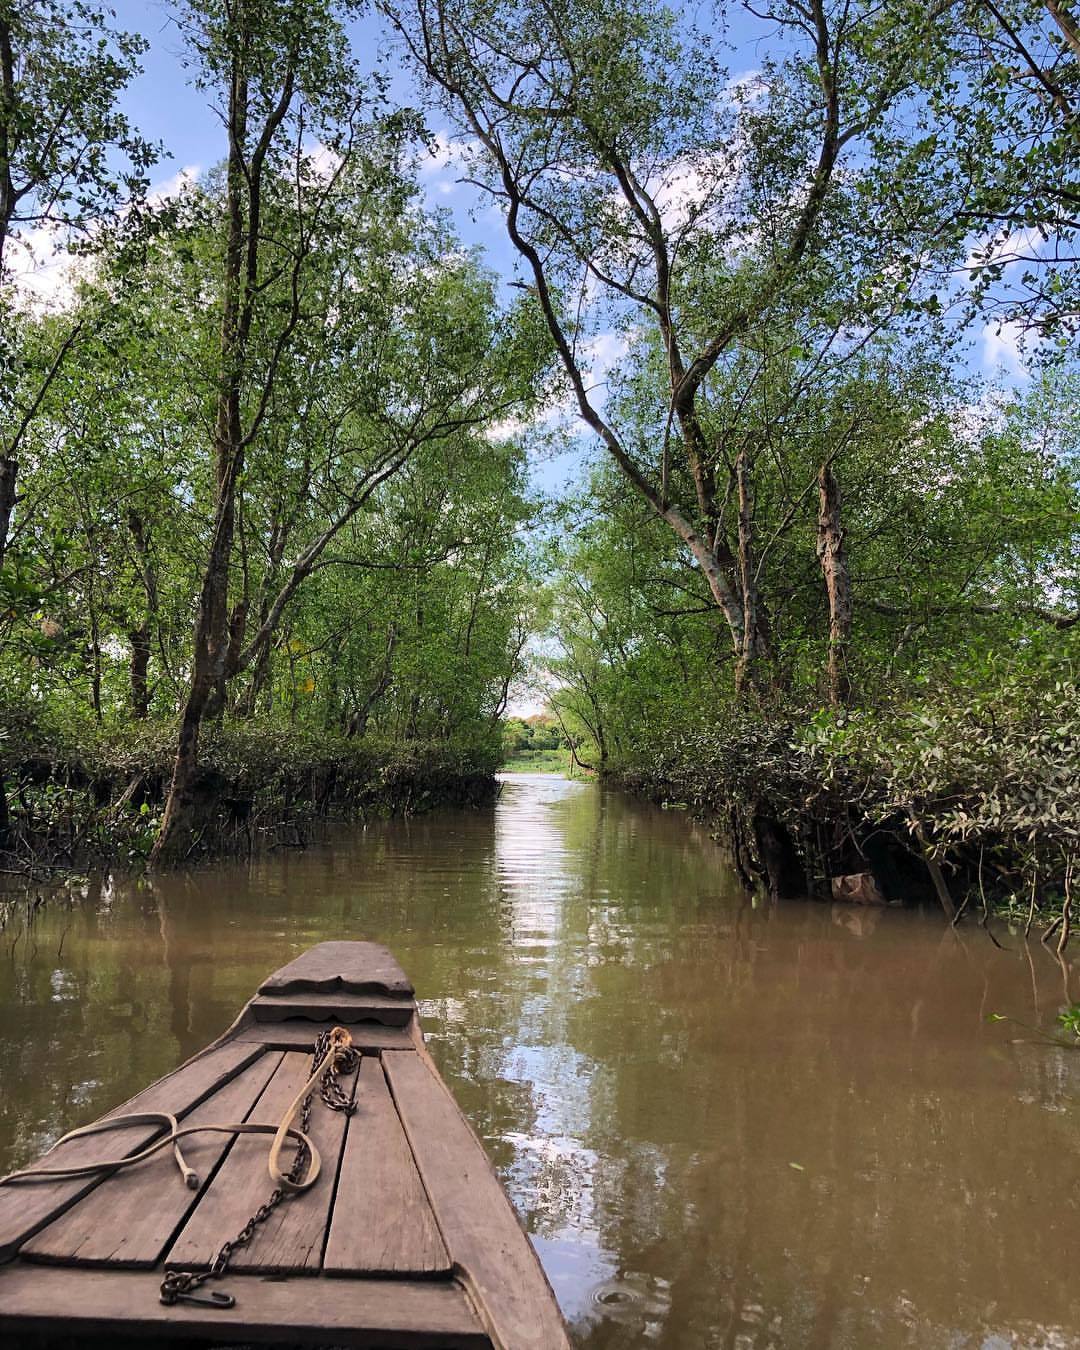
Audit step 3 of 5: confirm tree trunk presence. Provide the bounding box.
[346,624,397,737]
[0,458,13,847]
[0,14,15,270]
[129,625,151,719]
[733,444,771,695]
[152,59,250,865]
[126,510,157,719]
[0,456,15,565]
[816,461,852,706]
[238,599,273,717]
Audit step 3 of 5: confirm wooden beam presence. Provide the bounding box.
[258,942,414,998]
[324,1056,450,1277]
[235,1022,414,1051]
[0,1265,489,1347]
[250,991,414,1027]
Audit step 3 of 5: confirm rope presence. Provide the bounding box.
[0,1025,360,1310]
[0,1117,316,1193]
[0,1028,354,1195]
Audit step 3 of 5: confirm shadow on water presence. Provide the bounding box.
[1,771,1077,1347]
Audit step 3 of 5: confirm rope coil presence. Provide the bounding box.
[0,1026,360,1310]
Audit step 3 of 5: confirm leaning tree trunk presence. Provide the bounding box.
[733,443,773,696]
[816,461,852,707]
[0,457,15,848]
[152,458,242,862]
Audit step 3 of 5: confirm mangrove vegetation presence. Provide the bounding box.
[2,0,1080,932]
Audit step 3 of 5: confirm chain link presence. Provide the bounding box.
[159,1028,358,1309]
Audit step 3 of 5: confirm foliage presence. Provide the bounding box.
[542,363,1080,911]
[0,699,499,870]
[4,0,1080,895]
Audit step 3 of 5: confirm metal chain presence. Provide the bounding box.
[160,1028,358,1309]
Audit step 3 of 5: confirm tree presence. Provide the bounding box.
[384,0,967,694]
[931,0,1080,342]
[152,0,374,859]
[0,0,156,502]
[0,0,155,842]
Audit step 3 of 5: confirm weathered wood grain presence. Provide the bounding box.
[21,1051,284,1268]
[324,1055,450,1278]
[251,990,414,1026]
[258,941,414,998]
[383,1051,572,1350]
[0,1265,490,1347]
[166,1050,358,1275]
[0,1041,263,1264]
[235,1021,415,1051]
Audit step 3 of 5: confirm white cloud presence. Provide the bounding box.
[5,220,77,311]
[303,142,342,183]
[579,330,629,387]
[6,164,201,313]
[147,163,201,206]
[486,329,629,444]
[724,69,766,105]
[982,320,1029,379]
[416,130,482,198]
[965,225,1044,273]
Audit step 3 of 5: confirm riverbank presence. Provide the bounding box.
[0,712,498,879]
[500,749,589,775]
[607,677,1079,938]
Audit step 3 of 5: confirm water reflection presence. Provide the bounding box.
[0,773,1078,1347]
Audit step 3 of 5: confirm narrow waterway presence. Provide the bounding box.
[1,774,1077,1347]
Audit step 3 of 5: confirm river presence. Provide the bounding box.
[1,773,1077,1347]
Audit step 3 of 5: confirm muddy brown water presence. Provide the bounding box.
[1,773,1077,1348]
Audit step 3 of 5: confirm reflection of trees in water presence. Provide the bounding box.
[1,781,1078,1349]
[561,898,1080,1348]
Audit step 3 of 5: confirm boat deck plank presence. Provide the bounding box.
[251,991,414,1026]
[0,941,570,1349]
[324,1054,450,1278]
[235,1021,414,1051]
[20,1050,284,1269]
[0,1040,263,1264]
[166,1050,358,1275]
[384,1050,573,1350]
[0,1264,490,1347]
[259,941,414,999]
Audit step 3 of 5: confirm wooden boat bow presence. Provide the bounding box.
[0,941,571,1349]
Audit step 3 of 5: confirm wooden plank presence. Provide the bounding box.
[251,990,414,1026]
[259,941,414,998]
[0,1041,263,1264]
[384,1052,571,1350]
[22,1052,284,1268]
[166,1050,358,1275]
[236,1021,414,1052]
[0,1264,490,1348]
[324,1055,450,1278]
